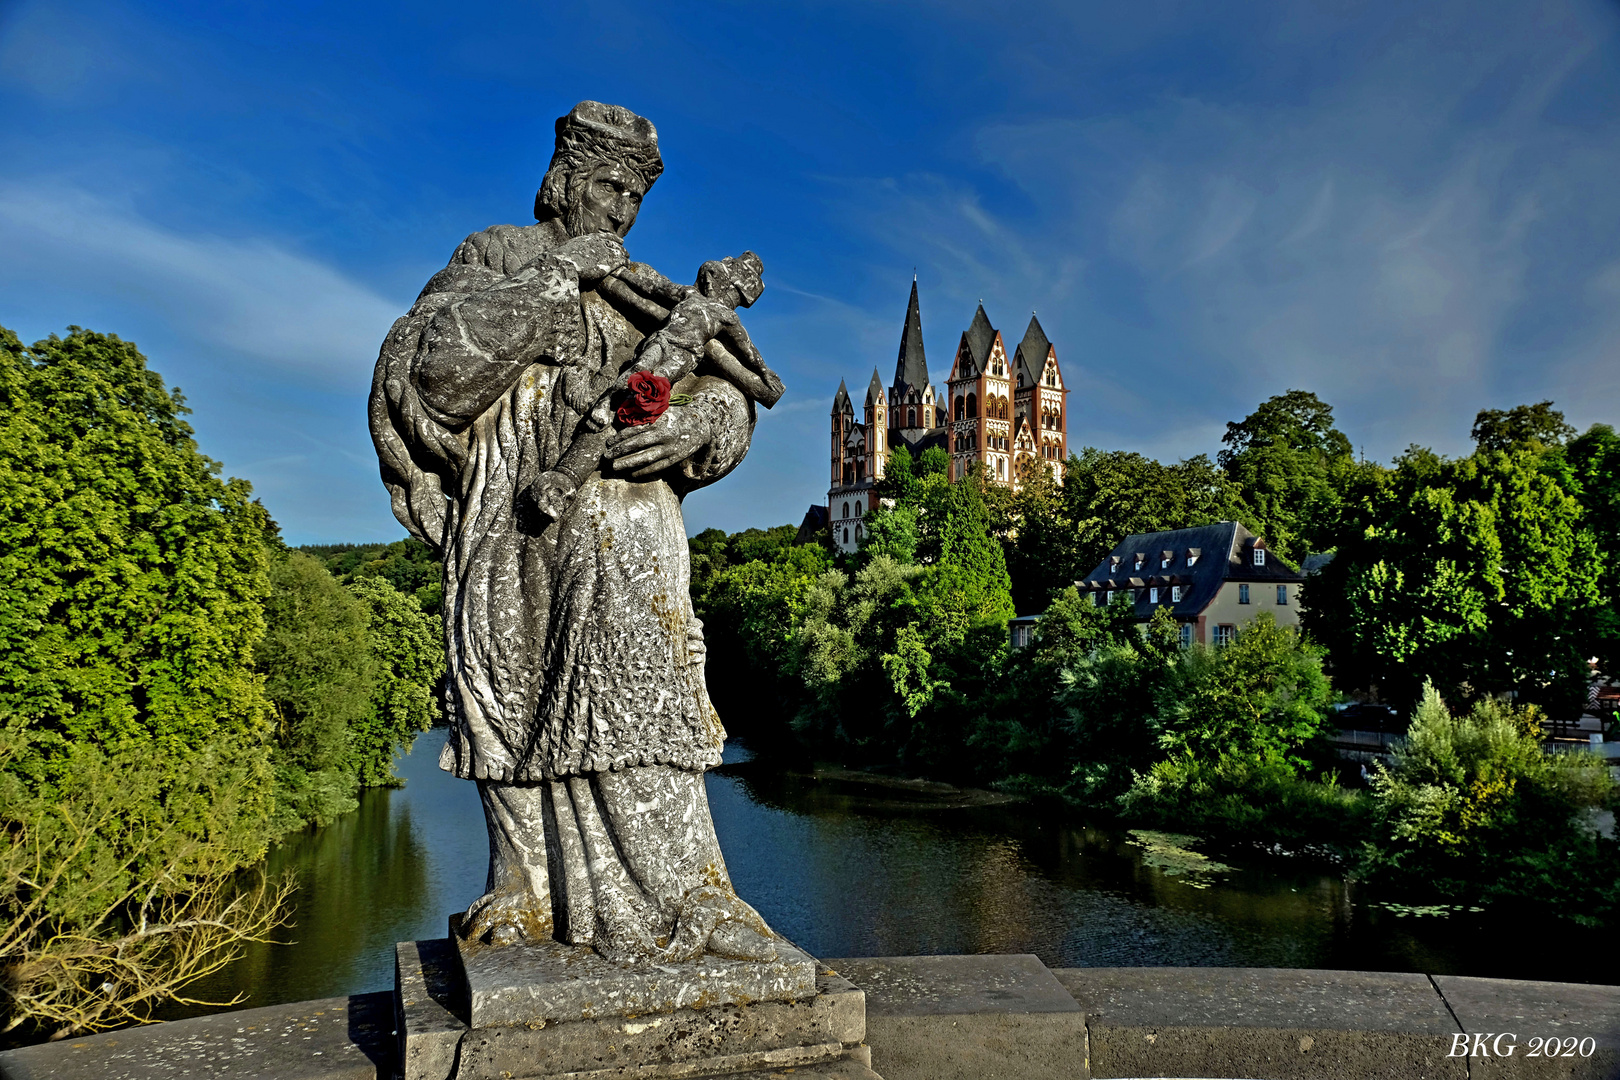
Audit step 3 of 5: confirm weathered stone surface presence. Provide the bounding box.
[827,955,1085,1080]
[370,99,786,966]
[458,933,818,1029]
[1434,974,1620,1080]
[827,954,1080,1017]
[1056,966,1466,1079]
[0,993,393,1080]
[397,939,469,1080]
[711,1062,882,1080]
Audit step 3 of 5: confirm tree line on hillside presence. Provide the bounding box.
[690,390,1620,925]
[0,327,444,1040]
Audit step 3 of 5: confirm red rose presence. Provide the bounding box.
[616,371,673,427]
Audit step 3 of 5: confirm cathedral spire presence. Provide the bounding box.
[893,278,929,399]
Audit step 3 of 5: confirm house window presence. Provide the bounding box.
[1179,623,1193,649]
[1170,586,1182,602]
[1277,585,1288,605]
[1161,557,1170,569]
[1093,591,1104,608]
[1214,624,1237,647]
[1186,554,1198,567]
[1238,584,1250,605]
[1134,556,1144,571]
[1106,590,1115,605]
[1254,548,1266,567]
[1149,587,1159,603]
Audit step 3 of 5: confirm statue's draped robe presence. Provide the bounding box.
[370,223,764,959]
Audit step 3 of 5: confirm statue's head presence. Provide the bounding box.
[535,101,663,238]
[697,251,765,309]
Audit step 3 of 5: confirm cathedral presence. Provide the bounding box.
[821,280,1070,553]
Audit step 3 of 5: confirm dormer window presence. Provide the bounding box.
[1149,587,1159,603]
[1186,553,1199,567]
[1253,548,1266,567]
[1170,585,1182,602]
[1133,555,1145,571]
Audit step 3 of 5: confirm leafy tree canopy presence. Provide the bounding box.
[1471,400,1576,454]
[0,326,273,761]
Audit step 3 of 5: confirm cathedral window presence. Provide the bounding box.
[967,393,978,418]
[854,501,863,517]
[842,501,849,518]
[955,396,965,421]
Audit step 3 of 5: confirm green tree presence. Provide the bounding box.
[346,576,444,788]
[1305,445,1604,715]
[0,325,284,1035]
[0,326,273,759]
[1153,613,1334,767]
[1364,684,1617,917]
[915,471,1016,639]
[257,551,374,831]
[1566,424,1620,676]
[1219,390,1356,562]
[1471,401,1575,454]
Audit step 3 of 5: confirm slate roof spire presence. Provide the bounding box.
[963,303,996,372]
[866,367,885,405]
[1014,313,1052,383]
[832,378,852,415]
[893,278,929,399]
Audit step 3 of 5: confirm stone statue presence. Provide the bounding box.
[370,101,785,967]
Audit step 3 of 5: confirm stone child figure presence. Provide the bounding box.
[522,251,766,524]
[370,102,783,965]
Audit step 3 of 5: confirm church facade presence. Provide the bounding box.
[823,281,1070,553]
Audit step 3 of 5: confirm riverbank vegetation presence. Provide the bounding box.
[0,326,442,1038]
[692,393,1620,925]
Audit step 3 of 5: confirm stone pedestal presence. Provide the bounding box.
[395,925,880,1080]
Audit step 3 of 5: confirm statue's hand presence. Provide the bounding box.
[607,401,716,478]
[553,231,628,283]
[523,470,577,522]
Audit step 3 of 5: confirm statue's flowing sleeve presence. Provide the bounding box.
[368,225,587,552]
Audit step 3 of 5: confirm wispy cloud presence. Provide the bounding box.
[0,183,399,390]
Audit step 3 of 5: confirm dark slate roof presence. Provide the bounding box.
[893,279,930,399]
[1075,521,1303,620]
[900,426,948,456]
[961,304,996,375]
[1013,314,1052,386]
[832,379,852,415]
[1302,551,1336,575]
[793,504,829,546]
[866,367,885,405]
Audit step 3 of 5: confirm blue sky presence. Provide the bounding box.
[3,0,1618,545]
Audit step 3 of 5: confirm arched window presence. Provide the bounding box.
[855,523,863,540]
[854,500,863,517]
[908,407,916,428]
[954,395,965,420]
[967,393,978,418]
[843,528,850,545]
[842,501,849,518]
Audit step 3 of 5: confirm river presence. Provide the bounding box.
[175,727,1611,1017]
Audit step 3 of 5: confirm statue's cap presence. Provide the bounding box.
[535,101,663,220]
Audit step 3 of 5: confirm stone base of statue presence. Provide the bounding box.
[394,920,881,1080]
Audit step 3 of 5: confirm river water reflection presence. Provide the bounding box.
[181,728,1610,1015]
